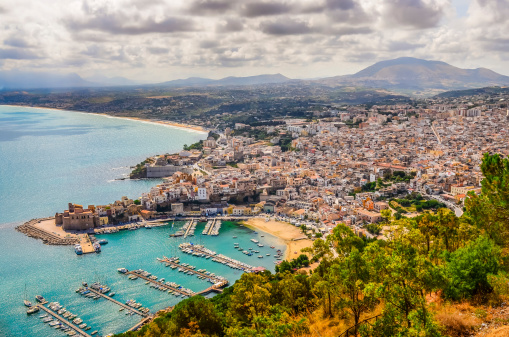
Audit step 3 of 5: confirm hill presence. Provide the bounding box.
[158,73,290,87]
[434,86,509,98]
[0,70,94,90]
[316,57,509,94]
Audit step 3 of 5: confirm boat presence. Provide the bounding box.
[98,239,108,245]
[233,236,237,238]
[91,331,98,335]
[35,295,45,303]
[258,255,263,258]
[93,242,101,253]
[109,292,115,296]
[27,306,39,314]
[23,300,32,307]
[74,244,83,255]
[117,268,128,274]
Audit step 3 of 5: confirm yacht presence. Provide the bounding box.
[117,268,128,274]
[35,295,45,303]
[98,239,108,245]
[23,300,32,307]
[74,244,83,255]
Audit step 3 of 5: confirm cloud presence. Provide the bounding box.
[0,48,41,60]
[4,37,31,48]
[326,0,356,10]
[387,41,425,51]
[65,4,198,35]
[260,19,313,35]
[241,1,291,17]
[216,18,244,33]
[382,0,450,29]
[187,0,234,15]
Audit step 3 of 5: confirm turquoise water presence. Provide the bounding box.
[0,106,285,337]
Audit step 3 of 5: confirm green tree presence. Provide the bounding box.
[466,153,509,245]
[444,235,501,300]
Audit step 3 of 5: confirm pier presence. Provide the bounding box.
[79,234,95,254]
[179,243,256,272]
[36,304,92,337]
[125,271,194,297]
[158,257,229,285]
[183,219,196,238]
[202,219,221,236]
[127,316,153,332]
[86,288,148,317]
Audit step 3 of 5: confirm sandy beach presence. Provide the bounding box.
[242,218,314,260]
[1,104,208,134]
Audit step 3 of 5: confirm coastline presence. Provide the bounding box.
[0,104,208,134]
[242,218,313,260]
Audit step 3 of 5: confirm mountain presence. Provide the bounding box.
[317,57,509,93]
[158,73,291,87]
[0,71,94,90]
[84,75,140,86]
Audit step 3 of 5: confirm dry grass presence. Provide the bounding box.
[436,310,479,337]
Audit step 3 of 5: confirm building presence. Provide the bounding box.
[55,203,99,231]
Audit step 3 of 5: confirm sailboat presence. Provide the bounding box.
[23,284,32,307]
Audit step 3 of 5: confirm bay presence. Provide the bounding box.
[0,105,287,336]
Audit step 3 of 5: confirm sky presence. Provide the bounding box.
[0,0,508,82]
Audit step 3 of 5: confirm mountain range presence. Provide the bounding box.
[316,57,509,93]
[1,57,508,94]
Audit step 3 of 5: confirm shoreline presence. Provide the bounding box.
[0,104,208,134]
[242,218,313,260]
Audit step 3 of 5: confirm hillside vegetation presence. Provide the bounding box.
[117,153,509,337]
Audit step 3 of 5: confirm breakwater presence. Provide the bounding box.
[15,218,79,245]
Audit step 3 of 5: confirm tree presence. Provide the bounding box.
[466,153,509,245]
[133,199,141,205]
[333,249,376,335]
[444,235,501,300]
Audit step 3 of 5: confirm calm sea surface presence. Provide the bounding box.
[0,106,286,336]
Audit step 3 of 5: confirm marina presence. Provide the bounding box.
[182,219,196,238]
[81,286,149,317]
[179,242,258,272]
[36,302,93,337]
[123,270,195,297]
[202,219,222,236]
[157,256,229,285]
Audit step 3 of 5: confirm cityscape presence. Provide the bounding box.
[3,1,509,337]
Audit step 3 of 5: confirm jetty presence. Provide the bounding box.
[125,271,194,297]
[183,219,196,238]
[86,288,148,317]
[157,257,229,285]
[179,243,256,272]
[16,217,79,245]
[36,304,92,337]
[202,219,221,236]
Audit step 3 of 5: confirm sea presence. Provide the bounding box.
[0,106,286,337]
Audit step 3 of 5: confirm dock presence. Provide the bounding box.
[86,288,148,317]
[126,316,153,332]
[125,271,194,297]
[179,243,256,272]
[158,257,229,285]
[36,304,92,337]
[183,219,196,238]
[79,234,95,254]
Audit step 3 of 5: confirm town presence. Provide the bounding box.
[50,89,509,242]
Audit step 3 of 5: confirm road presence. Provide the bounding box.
[422,193,463,217]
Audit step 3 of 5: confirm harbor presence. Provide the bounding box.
[16,220,284,336]
[122,269,195,297]
[157,256,229,285]
[179,242,258,272]
[33,298,94,337]
[202,219,222,236]
[183,219,196,238]
[78,285,149,317]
